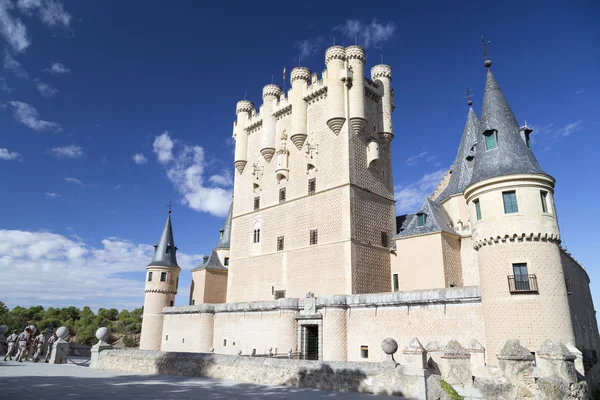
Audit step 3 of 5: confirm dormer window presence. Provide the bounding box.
[219,229,224,239]
[416,213,426,227]
[166,245,171,254]
[525,132,531,149]
[483,130,497,151]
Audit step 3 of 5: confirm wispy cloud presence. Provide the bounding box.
[9,100,61,131]
[0,75,12,92]
[44,192,62,199]
[0,147,21,160]
[46,61,69,75]
[132,153,147,165]
[405,151,428,166]
[208,169,233,187]
[50,144,83,158]
[64,177,83,187]
[4,50,28,78]
[295,36,324,60]
[0,1,30,52]
[394,169,446,214]
[530,120,584,148]
[152,131,232,217]
[333,18,395,48]
[575,89,585,95]
[16,0,71,29]
[34,78,58,97]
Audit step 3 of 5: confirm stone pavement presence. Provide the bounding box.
[0,359,391,399]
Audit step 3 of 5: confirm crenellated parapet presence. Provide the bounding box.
[345,45,366,62]
[290,67,312,83]
[371,64,392,80]
[325,45,346,63]
[262,84,282,99]
[236,100,255,115]
[473,232,561,250]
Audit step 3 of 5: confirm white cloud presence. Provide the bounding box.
[64,177,83,187]
[557,120,583,138]
[0,229,204,309]
[4,50,28,78]
[9,100,61,131]
[208,169,233,187]
[16,0,71,28]
[50,144,83,158]
[575,89,585,95]
[334,18,395,48]
[153,132,232,217]
[405,151,428,166]
[394,169,447,214]
[44,192,61,199]
[0,1,30,52]
[46,61,69,75]
[530,120,583,145]
[132,153,147,165]
[295,36,324,60]
[0,75,12,91]
[0,147,21,160]
[35,78,58,97]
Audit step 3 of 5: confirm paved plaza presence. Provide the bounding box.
[0,359,388,399]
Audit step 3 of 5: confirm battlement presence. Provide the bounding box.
[290,66,312,83]
[371,64,392,80]
[236,100,255,115]
[262,84,282,99]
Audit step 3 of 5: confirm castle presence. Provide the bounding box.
[138,46,600,372]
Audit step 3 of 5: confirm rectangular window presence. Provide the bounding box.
[308,178,316,195]
[166,335,168,341]
[484,130,497,150]
[223,339,227,347]
[170,301,174,306]
[540,191,548,213]
[416,213,426,226]
[565,279,572,295]
[147,271,153,282]
[192,299,195,305]
[525,133,531,149]
[160,272,167,282]
[277,236,284,251]
[393,274,399,292]
[224,257,229,266]
[361,346,369,359]
[512,263,530,291]
[253,229,261,243]
[176,277,179,289]
[279,188,286,203]
[474,199,482,221]
[254,196,260,210]
[381,231,388,247]
[503,191,519,214]
[166,245,171,254]
[310,229,318,245]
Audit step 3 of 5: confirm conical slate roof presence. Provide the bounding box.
[469,67,547,186]
[215,201,233,249]
[437,107,479,202]
[192,250,227,272]
[147,214,180,268]
[394,199,456,238]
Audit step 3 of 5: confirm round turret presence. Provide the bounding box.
[260,85,282,162]
[236,100,255,115]
[371,64,394,139]
[262,84,282,99]
[325,46,346,135]
[371,64,392,81]
[346,46,366,135]
[290,67,312,83]
[345,45,366,62]
[234,100,254,173]
[325,45,346,63]
[290,67,311,150]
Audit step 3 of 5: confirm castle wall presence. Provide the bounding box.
[441,233,463,287]
[391,233,445,291]
[459,236,479,286]
[190,269,227,305]
[161,312,214,353]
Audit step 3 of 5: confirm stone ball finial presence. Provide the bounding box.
[382,338,399,355]
[0,324,8,335]
[371,64,392,81]
[210,347,215,353]
[56,326,69,339]
[345,45,366,62]
[236,100,255,115]
[467,100,473,106]
[95,327,110,342]
[484,59,492,68]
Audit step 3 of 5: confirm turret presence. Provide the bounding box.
[346,45,366,135]
[276,130,290,182]
[371,64,394,144]
[325,46,346,135]
[140,211,181,351]
[464,59,574,363]
[289,67,311,149]
[260,84,282,162]
[233,100,255,173]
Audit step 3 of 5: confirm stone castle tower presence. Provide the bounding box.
[463,60,575,361]
[139,212,181,351]
[226,45,397,302]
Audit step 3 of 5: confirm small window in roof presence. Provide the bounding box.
[416,213,426,227]
[483,130,498,151]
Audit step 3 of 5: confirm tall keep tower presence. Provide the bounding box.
[227,45,396,303]
[139,211,181,351]
[464,59,575,362]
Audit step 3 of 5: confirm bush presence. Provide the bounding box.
[122,335,139,348]
[439,379,464,400]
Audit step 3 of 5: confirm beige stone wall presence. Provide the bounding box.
[140,266,179,351]
[441,194,471,236]
[561,251,600,353]
[460,236,479,286]
[392,233,445,291]
[322,307,348,361]
[190,269,228,305]
[441,233,463,287]
[161,312,214,353]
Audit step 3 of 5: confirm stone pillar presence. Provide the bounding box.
[537,340,577,384]
[439,340,472,386]
[90,327,112,369]
[402,337,426,369]
[466,339,487,377]
[565,343,585,378]
[425,340,444,375]
[497,339,535,391]
[49,326,70,365]
[322,305,347,361]
[197,312,214,352]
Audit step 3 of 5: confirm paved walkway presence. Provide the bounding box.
[0,359,387,399]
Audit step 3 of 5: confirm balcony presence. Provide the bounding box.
[508,274,539,294]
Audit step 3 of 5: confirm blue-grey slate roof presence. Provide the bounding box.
[192,250,227,272]
[469,68,548,187]
[437,107,479,202]
[147,214,180,268]
[215,201,232,249]
[394,199,456,239]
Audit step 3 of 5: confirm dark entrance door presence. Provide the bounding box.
[302,325,319,360]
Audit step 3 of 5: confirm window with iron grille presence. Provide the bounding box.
[279,188,286,203]
[277,236,284,251]
[310,229,318,245]
[254,196,260,210]
[503,191,519,214]
[308,178,316,195]
[512,263,530,291]
[381,231,388,247]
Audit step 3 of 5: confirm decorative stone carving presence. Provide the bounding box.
[276,130,290,182]
[305,140,318,173]
[301,292,317,316]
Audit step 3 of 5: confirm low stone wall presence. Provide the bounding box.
[94,348,427,398]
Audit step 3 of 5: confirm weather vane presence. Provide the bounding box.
[168,199,172,214]
[479,35,491,60]
[465,87,473,106]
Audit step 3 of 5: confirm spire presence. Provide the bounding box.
[215,201,233,249]
[469,66,547,187]
[437,106,479,201]
[147,213,179,268]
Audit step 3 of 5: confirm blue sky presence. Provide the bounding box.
[0,0,598,312]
